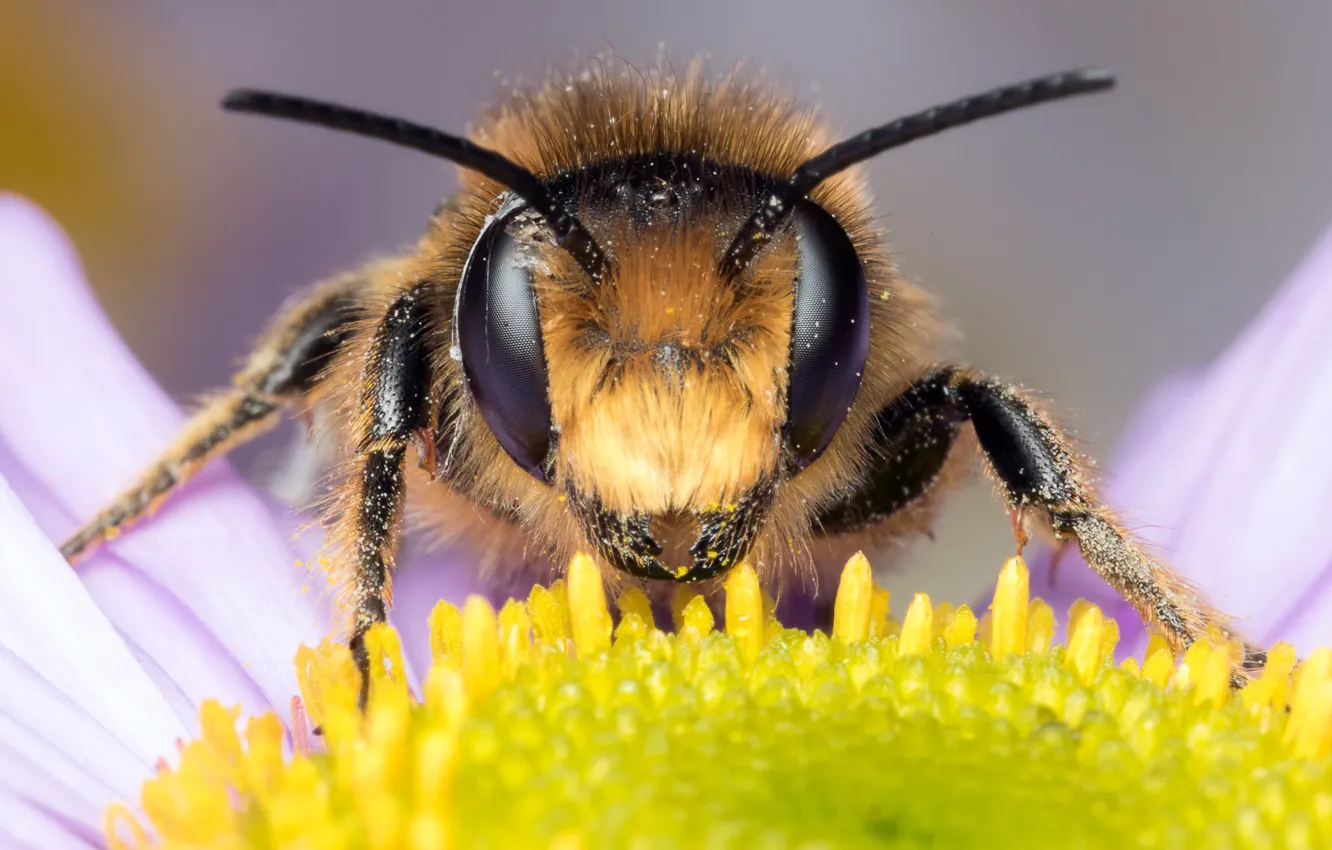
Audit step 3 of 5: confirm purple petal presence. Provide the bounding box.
[1032,225,1332,657]
[0,790,103,850]
[0,475,183,840]
[0,195,326,721]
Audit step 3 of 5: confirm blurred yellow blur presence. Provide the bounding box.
[0,2,201,308]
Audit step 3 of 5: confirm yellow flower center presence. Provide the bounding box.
[107,555,1332,848]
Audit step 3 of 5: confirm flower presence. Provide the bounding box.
[5,195,1332,847]
[0,195,479,845]
[114,555,1332,848]
[1032,224,1332,658]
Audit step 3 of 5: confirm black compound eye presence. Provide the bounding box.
[455,208,555,481]
[784,202,871,471]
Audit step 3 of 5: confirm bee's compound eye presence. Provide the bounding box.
[784,202,871,471]
[456,210,555,481]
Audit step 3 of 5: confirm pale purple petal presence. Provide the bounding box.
[1032,225,1332,657]
[0,790,102,850]
[0,475,183,840]
[0,195,325,721]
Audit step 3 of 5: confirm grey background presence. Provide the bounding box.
[10,1,1331,608]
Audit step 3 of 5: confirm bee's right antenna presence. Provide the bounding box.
[719,67,1116,279]
[222,89,609,282]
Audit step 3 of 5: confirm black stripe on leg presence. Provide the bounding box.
[257,294,363,396]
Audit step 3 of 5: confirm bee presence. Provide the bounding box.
[62,60,1264,694]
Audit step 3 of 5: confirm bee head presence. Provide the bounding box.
[223,67,1113,583]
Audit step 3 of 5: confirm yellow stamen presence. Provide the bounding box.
[680,594,714,643]
[1187,641,1232,709]
[567,552,612,656]
[1287,647,1332,759]
[1067,598,1092,637]
[616,586,654,627]
[497,599,533,678]
[989,556,1029,658]
[365,623,410,702]
[111,552,1332,848]
[898,593,934,656]
[869,584,892,638]
[1141,640,1175,690]
[932,602,955,640]
[943,605,977,649]
[724,562,764,663]
[671,585,700,632]
[529,579,570,646]
[1100,617,1120,662]
[428,600,463,668]
[831,552,873,643]
[1065,603,1107,684]
[1243,641,1297,721]
[461,596,500,700]
[1026,599,1055,654]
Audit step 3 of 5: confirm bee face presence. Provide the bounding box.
[452,153,872,580]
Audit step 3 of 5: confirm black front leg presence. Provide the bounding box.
[817,367,1263,684]
[814,371,964,536]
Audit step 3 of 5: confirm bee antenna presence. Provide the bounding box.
[222,89,608,281]
[719,67,1116,279]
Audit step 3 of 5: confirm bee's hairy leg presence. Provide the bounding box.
[330,281,440,706]
[60,276,365,563]
[822,367,1265,686]
[813,374,965,537]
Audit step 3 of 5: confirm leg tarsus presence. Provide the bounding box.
[61,392,280,563]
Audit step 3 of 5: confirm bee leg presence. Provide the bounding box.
[330,282,439,706]
[812,375,964,537]
[60,276,364,563]
[820,367,1265,685]
[955,368,1264,683]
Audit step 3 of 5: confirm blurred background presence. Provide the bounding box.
[5,0,1332,608]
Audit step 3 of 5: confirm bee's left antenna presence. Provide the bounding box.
[719,68,1116,279]
[222,89,608,281]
